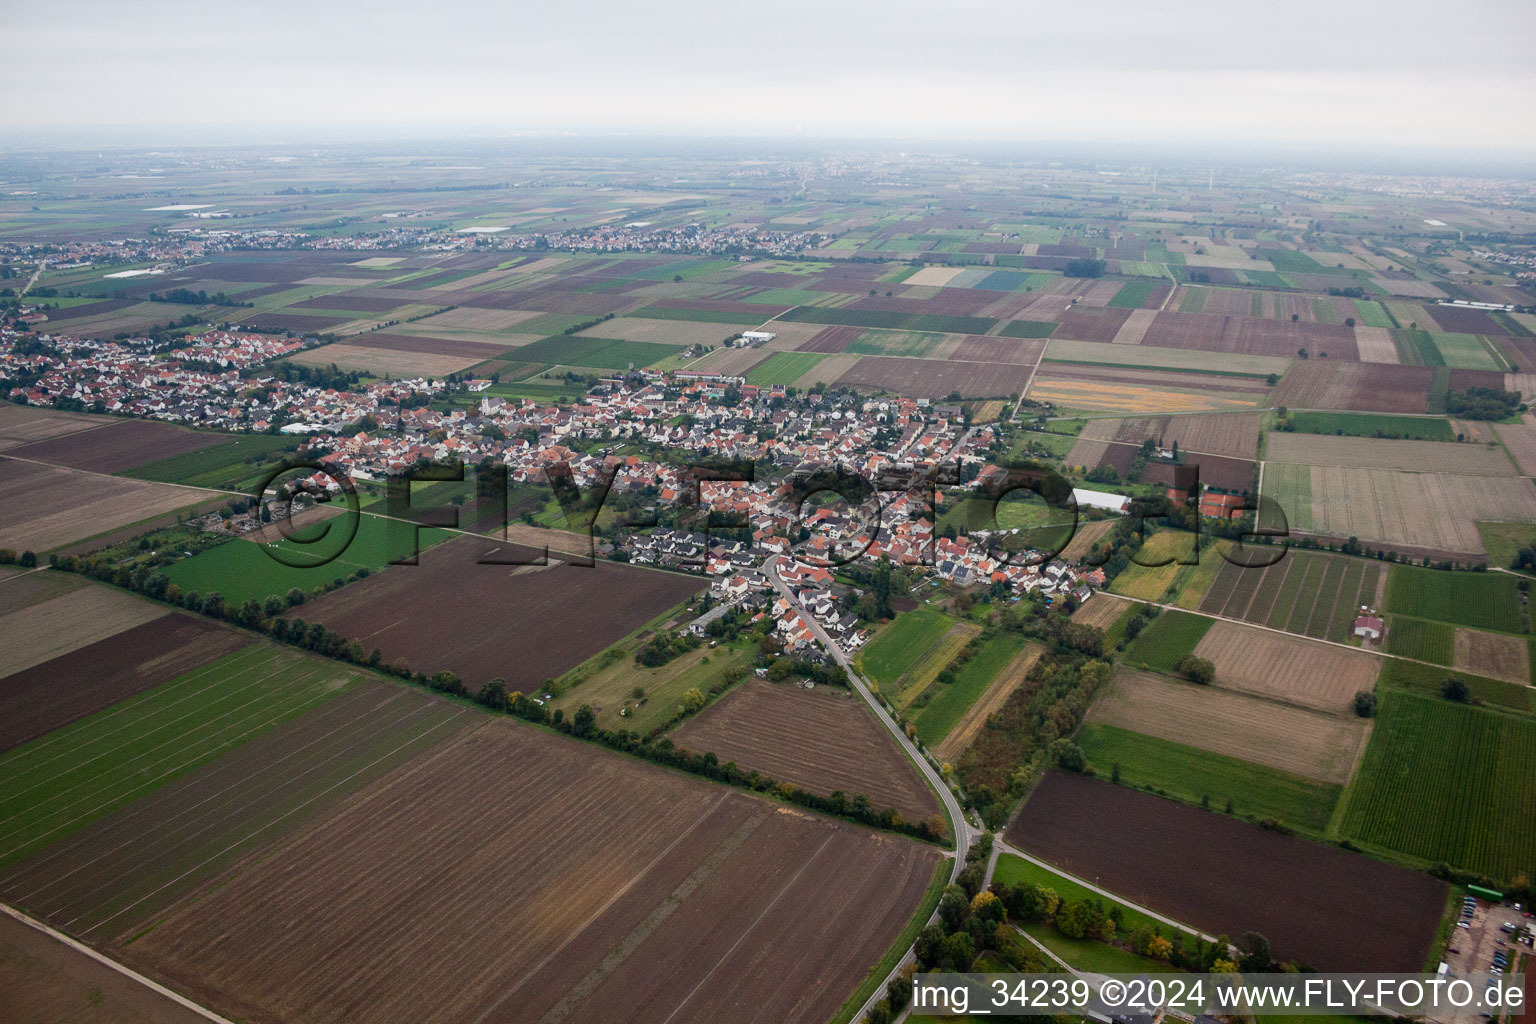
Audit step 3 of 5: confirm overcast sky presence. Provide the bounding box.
[5,0,1533,151]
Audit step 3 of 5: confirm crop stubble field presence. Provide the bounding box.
[115,720,941,1024]
[1192,620,1381,713]
[670,679,941,825]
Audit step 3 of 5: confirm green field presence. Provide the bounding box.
[510,335,678,369]
[1429,331,1502,371]
[846,329,945,358]
[1077,724,1341,831]
[631,306,769,326]
[775,305,996,335]
[554,642,752,735]
[1476,521,1536,573]
[744,350,826,387]
[1280,412,1455,441]
[992,854,1170,936]
[1352,300,1396,328]
[858,605,956,689]
[1107,279,1159,309]
[1376,657,1531,713]
[1384,616,1454,664]
[1339,689,1536,882]
[163,511,454,605]
[0,646,357,867]
[1122,610,1213,672]
[1385,565,1523,633]
[999,319,1058,339]
[126,433,306,489]
[912,632,1025,747]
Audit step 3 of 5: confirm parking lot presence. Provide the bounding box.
[1442,896,1532,984]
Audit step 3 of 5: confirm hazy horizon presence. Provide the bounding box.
[5,0,1534,155]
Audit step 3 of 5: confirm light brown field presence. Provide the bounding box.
[0,459,209,553]
[935,643,1044,762]
[1061,518,1116,562]
[1028,378,1261,414]
[578,317,738,347]
[411,306,544,331]
[1354,325,1400,364]
[793,353,860,388]
[1505,373,1536,401]
[1045,338,1289,377]
[687,345,770,375]
[121,720,940,1024]
[905,266,965,287]
[894,621,984,710]
[0,404,105,451]
[1452,628,1529,684]
[1453,419,1498,444]
[1062,436,1109,473]
[1493,415,1536,476]
[1265,434,1517,476]
[1071,594,1128,631]
[1111,308,1160,345]
[285,343,482,377]
[1192,619,1382,713]
[0,585,167,678]
[1088,667,1369,784]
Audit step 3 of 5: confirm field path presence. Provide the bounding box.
[0,901,237,1024]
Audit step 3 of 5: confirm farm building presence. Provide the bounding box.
[1353,614,1384,641]
[1072,488,1131,514]
[741,330,777,344]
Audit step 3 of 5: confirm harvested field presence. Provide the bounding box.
[1141,312,1357,359]
[1493,415,1536,476]
[1262,463,1536,555]
[0,614,248,754]
[0,909,210,1024]
[580,317,742,347]
[1045,338,1289,378]
[1029,377,1262,414]
[1070,594,1128,631]
[120,720,941,1024]
[1006,771,1446,972]
[1055,306,1134,343]
[835,356,1033,399]
[286,343,481,377]
[951,335,1045,365]
[1,682,470,938]
[933,643,1043,762]
[1264,433,1517,476]
[1079,411,1263,460]
[238,312,348,334]
[1087,668,1369,784]
[408,306,543,331]
[341,331,508,358]
[671,679,941,825]
[289,535,704,689]
[0,404,107,451]
[4,419,223,475]
[0,586,168,680]
[1272,362,1433,413]
[1192,619,1381,713]
[1354,325,1400,363]
[1060,518,1115,562]
[688,345,771,376]
[0,458,213,553]
[1111,308,1159,345]
[1453,628,1529,684]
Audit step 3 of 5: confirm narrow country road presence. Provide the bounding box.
[767,555,972,1024]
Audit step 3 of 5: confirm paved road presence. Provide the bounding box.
[767,556,971,1024]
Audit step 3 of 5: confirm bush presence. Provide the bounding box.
[1176,654,1216,685]
[1353,690,1377,717]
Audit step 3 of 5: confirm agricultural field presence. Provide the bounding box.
[836,355,1034,399]
[1006,771,1446,972]
[287,342,481,377]
[1384,564,1524,633]
[858,605,957,691]
[1280,412,1455,441]
[4,418,227,475]
[1076,724,1342,831]
[1076,410,1265,460]
[670,679,941,826]
[1122,609,1213,672]
[1109,531,1203,602]
[933,643,1042,763]
[912,631,1027,748]
[1197,550,1385,642]
[285,534,704,689]
[1384,616,1455,664]
[550,641,753,735]
[0,404,105,450]
[1029,375,1264,415]
[125,433,304,489]
[1,583,169,680]
[1088,667,1370,785]
[0,644,363,868]
[1452,627,1529,684]
[112,721,941,1024]
[163,511,458,605]
[1338,690,1536,883]
[1262,462,1536,556]
[745,350,825,386]
[1263,433,1516,476]
[1191,620,1382,713]
[0,458,208,554]
[0,611,248,754]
